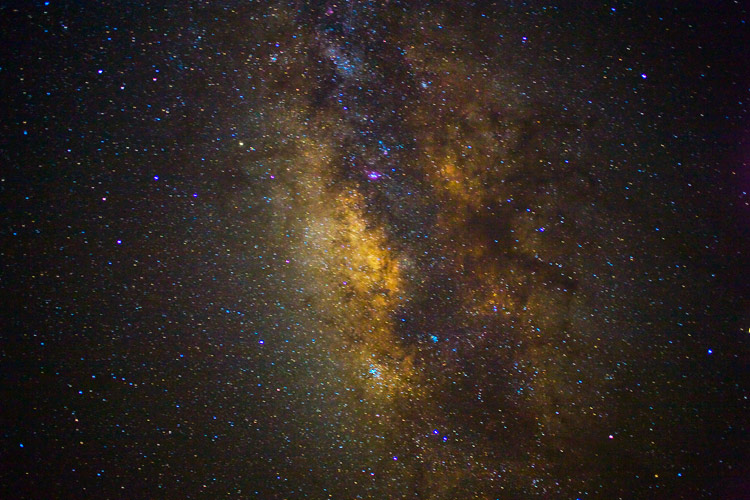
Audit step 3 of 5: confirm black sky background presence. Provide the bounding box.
[2,1,749,498]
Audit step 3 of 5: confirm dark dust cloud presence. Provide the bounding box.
[3,1,748,498]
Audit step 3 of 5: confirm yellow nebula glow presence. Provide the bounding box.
[275,141,417,400]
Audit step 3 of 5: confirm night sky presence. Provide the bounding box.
[3,1,749,498]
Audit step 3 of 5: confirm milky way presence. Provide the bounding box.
[4,1,748,499]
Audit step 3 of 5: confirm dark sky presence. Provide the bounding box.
[3,1,748,498]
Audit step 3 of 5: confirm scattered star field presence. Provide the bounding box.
[3,1,748,498]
